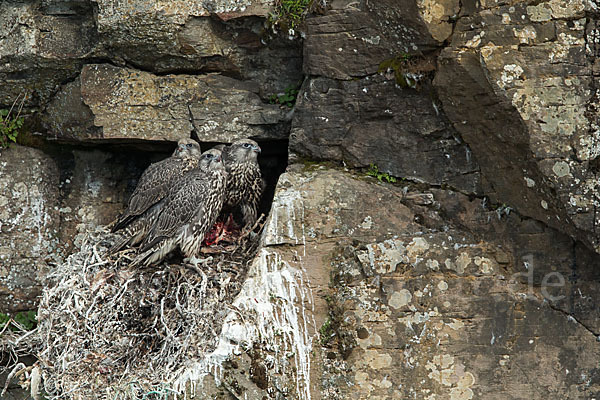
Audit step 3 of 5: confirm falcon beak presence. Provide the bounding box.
[253,145,261,154]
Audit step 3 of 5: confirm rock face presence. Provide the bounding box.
[2,0,600,398]
[291,0,481,194]
[0,1,97,108]
[0,0,302,113]
[0,146,61,313]
[43,64,290,142]
[434,0,600,252]
[303,0,447,80]
[290,76,481,193]
[241,166,600,399]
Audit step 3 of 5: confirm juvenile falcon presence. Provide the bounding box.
[221,139,264,228]
[132,148,228,266]
[109,138,201,253]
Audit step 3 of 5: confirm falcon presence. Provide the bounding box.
[109,138,202,253]
[132,148,228,266]
[221,139,264,228]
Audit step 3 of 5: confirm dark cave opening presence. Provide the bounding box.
[40,137,289,250]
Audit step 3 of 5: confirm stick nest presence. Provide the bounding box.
[5,226,261,399]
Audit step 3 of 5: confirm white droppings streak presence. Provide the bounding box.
[174,249,314,399]
[264,175,306,246]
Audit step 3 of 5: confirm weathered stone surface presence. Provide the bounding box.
[0,145,61,313]
[41,79,100,140]
[0,0,98,108]
[57,147,160,249]
[1,0,302,113]
[434,0,600,252]
[416,0,461,42]
[43,64,290,142]
[290,75,481,193]
[246,166,600,399]
[93,0,302,92]
[303,0,444,80]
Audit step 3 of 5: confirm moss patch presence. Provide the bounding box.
[378,53,436,89]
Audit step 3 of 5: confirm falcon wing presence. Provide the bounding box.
[140,172,210,251]
[112,157,185,231]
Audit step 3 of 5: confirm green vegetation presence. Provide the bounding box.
[268,0,314,33]
[280,0,312,30]
[0,310,37,332]
[319,318,334,346]
[0,108,24,149]
[269,83,301,108]
[366,163,397,183]
[0,94,26,149]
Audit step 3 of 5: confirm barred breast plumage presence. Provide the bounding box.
[221,139,264,228]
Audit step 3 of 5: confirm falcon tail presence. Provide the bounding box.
[131,237,177,267]
[110,212,137,233]
[108,226,146,254]
[109,204,162,253]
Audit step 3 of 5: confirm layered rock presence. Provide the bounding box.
[234,166,600,399]
[0,0,97,108]
[291,0,481,194]
[303,0,449,80]
[1,0,302,113]
[43,64,291,142]
[2,0,600,398]
[93,0,302,91]
[290,76,481,193]
[434,0,600,252]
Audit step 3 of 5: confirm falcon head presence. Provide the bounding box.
[227,139,261,163]
[199,148,225,172]
[174,138,202,159]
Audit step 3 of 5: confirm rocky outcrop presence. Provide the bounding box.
[0,145,61,312]
[303,0,447,80]
[243,166,600,399]
[434,0,600,252]
[0,0,302,113]
[43,64,291,142]
[290,76,481,193]
[3,0,600,398]
[0,0,97,108]
[291,0,481,194]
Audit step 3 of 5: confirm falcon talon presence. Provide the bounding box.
[184,255,213,269]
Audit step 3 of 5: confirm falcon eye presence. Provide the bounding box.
[242,143,251,148]
[186,143,193,148]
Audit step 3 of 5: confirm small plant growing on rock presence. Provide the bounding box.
[267,0,326,35]
[319,318,334,346]
[0,310,37,332]
[269,83,300,108]
[0,95,25,149]
[366,163,397,183]
[279,0,312,30]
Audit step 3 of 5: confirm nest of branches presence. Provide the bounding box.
[2,221,263,399]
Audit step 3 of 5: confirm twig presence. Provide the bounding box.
[187,104,200,137]
[1,362,26,396]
